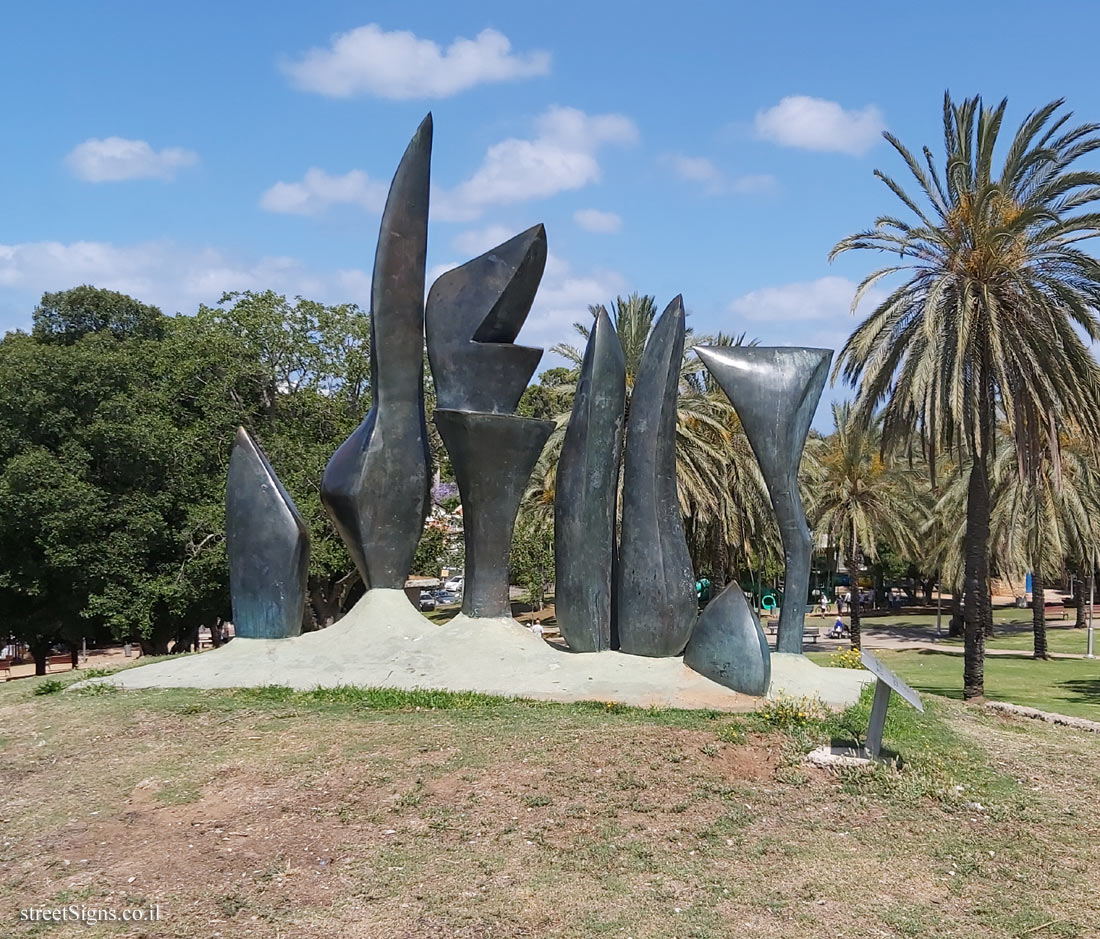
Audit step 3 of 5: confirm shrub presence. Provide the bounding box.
[829,647,865,670]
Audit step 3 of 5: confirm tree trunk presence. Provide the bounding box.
[30,639,50,676]
[1032,568,1050,659]
[962,458,990,700]
[1074,570,1087,629]
[70,646,79,668]
[847,555,862,650]
[949,590,963,637]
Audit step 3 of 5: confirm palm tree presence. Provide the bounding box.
[832,93,1100,699]
[989,430,1100,658]
[806,403,922,649]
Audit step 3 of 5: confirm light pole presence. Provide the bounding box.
[1088,544,1096,659]
[936,581,942,639]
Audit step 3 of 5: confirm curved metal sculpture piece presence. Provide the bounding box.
[554,310,626,651]
[615,296,697,656]
[226,427,310,639]
[321,114,433,589]
[425,225,547,414]
[434,409,554,618]
[695,346,831,654]
[683,582,771,695]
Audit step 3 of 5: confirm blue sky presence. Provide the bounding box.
[3,1,1099,422]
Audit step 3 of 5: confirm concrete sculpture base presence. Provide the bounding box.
[75,592,872,710]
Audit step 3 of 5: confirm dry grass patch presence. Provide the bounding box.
[0,678,1098,937]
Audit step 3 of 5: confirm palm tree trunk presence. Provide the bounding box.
[962,457,990,700]
[948,589,963,637]
[1032,568,1050,659]
[1074,566,1087,629]
[847,554,861,650]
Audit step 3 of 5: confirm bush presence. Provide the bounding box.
[33,679,67,695]
[755,694,824,729]
[829,647,865,669]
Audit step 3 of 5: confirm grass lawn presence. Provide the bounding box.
[2,669,1100,937]
[808,648,1100,720]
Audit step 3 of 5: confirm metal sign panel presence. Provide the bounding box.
[860,650,924,712]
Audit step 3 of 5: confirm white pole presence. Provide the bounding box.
[1088,546,1096,659]
[936,582,942,638]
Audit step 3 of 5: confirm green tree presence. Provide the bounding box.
[805,404,922,648]
[832,94,1100,698]
[32,285,165,344]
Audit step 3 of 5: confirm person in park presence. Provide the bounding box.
[829,615,847,639]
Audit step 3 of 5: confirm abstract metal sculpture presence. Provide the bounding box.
[683,582,771,695]
[426,225,547,414]
[426,226,553,620]
[695,346,831,653]
[554,309,626,651]
[434,409,554,618]
[615,296,697,656]
[226,427,310,639]
[321,114,433,590]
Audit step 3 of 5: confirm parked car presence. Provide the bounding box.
[444,576,464,593]
[419,591,436,611]
[432,589,458,605]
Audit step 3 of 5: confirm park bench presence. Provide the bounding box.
[0,657,12,681]
[46,654,73,672]
[763,624,821,645]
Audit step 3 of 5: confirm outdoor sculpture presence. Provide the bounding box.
[320,114,433,590]
[426,228,554,618]
[226,427,310,639]
[426,225,547,414]
[695,346,831,653]
[554,310,626,651]
[213,116,845,706]
[434,410,553,617]
[615,296,697,656]
[683,580,771,695]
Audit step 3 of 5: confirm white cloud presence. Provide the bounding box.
[730,275,884,323]
[0,240,371,321]
[665,153,777,196]
[260,168,388,215]
[573,209,621,233]
[451,224,520,256]
[282,24,550,99]
[729,173,778,194]
[670,154,724,188]
[65,137,198,182]
[434,106,638,221]
[519,253,626,351]
[753,96,885,156]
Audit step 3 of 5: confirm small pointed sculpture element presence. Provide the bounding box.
[683,582,771,696]
[615,296,697,656]
[321,114,433,590]
[226,427,310,639]
[434,409,554,618]
[695,346,831,654]
[555,310,626,651]
[426,225,547,414]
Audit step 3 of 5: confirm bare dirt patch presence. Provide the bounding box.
[3,687,1099,937]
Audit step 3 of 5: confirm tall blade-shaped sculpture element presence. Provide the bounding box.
[555,310,626,651]
[226,427,310,639]
[434,410,554,618]
[695,346,832,653]
[321,114,433,590]
[615,296,697,656]
[426,225,547,414]
[683,582,771,695]
[426,226,552,620]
